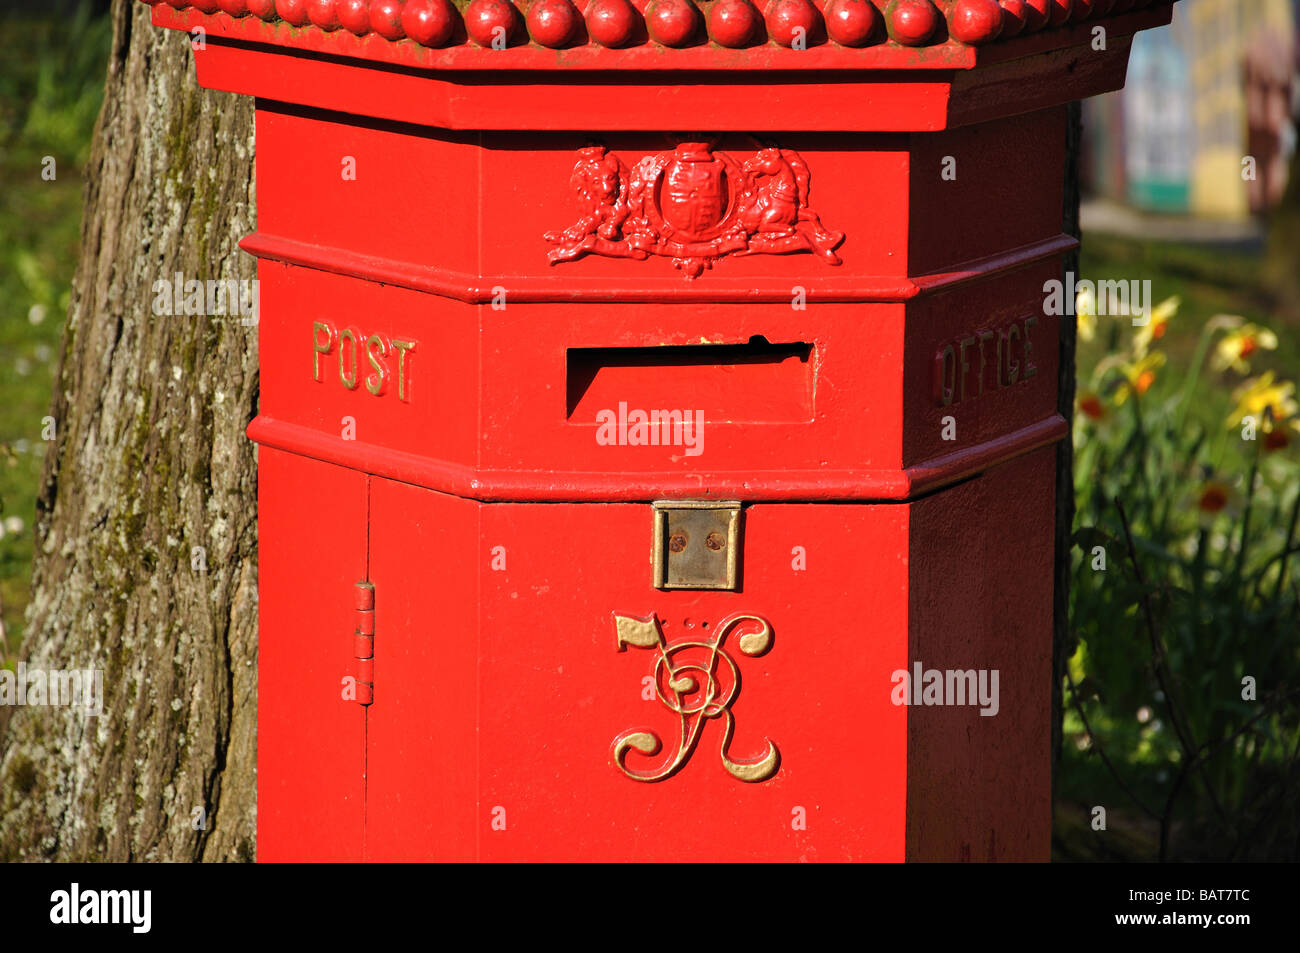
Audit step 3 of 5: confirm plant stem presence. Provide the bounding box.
[1116,496,1231,831]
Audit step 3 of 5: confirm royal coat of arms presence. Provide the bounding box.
[544,141,845,279]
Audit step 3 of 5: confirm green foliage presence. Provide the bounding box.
[1063,251,1300,861]
[17,4,112,167]
[0,3,112,656]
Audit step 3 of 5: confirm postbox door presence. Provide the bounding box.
[258,448,368,861]
[363,486,480,861]
[365,478,910,861]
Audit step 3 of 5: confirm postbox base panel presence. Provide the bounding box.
[256,447,1052,862]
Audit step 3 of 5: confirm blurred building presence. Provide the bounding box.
[1083,0,1298,219]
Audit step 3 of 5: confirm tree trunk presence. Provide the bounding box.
[0,0,257,861]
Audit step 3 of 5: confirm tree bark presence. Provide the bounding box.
[0,0,257,861]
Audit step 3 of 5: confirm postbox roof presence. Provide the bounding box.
[146,0,1179,73]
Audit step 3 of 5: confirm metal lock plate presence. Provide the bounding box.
[652,501,742,591]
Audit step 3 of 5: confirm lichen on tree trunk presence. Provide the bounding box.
[0,0,258,861]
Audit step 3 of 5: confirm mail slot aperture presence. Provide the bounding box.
[566,338,814,423]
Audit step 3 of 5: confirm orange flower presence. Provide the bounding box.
[1197,483,1230,513]
[1190,479,1240,527]
[1079,393,1106,420]
[1114,352,1166,405]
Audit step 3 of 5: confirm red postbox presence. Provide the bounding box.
[144,0,1178,861]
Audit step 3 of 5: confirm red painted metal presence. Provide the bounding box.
[825,0,883,45]
[886,0,942,45]
[766,0,820,47]
[257,450,366,861]
[142,0,1180,860]
[949,0,1004,43]
[353,582,376,706]
[586,0,639,46]
[145,0,1177,70]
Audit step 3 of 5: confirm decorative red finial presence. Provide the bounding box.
[404,0,459,45]
[337,0,371,34]
[998,0,1027,36]
[215,0,251,16]
[585,0,640,48]
[884,0,940,46]
[1021,0,1050,30]
[1070,0,1095,20]
[248,0,278,20]
[824,0,881,47]
[949,0,1003,44]
[307,0,340,29]
[466,0,521,46]
[370,0,406,38]
[528,0,582,47]
[765,0,819,49]
[646,0,700,47]
[1047,0,1072,26]
[275,0,311,25]
[708,0,762,48]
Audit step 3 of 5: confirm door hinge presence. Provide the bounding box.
[354,580,374,706]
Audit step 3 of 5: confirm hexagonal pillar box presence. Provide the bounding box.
[143,0,1177,860]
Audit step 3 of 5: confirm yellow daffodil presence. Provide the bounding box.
[1227,372,1298,428]
[1228,373,1300,452]
[1113,352,1167,405]
[1133,295,1180,357]
[1076,285,1097,342]
[1212,321,1278,374]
